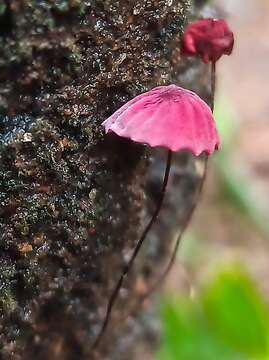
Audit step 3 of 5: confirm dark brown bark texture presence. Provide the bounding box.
[0,0,212,359]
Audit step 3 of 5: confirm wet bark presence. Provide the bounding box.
[0,1,211,359]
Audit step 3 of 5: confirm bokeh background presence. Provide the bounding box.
[157,0,269,358]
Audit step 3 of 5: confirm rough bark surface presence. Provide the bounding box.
[0,0,211,359]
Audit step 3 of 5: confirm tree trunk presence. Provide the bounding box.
[0,1,211,359]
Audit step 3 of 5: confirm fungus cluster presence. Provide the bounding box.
[93,18,234,348]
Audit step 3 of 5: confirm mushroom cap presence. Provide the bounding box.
[181,18,234,64]
[102,85,220,156]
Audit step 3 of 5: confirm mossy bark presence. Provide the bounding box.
[0,1,211,359]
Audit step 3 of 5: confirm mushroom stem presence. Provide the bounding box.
[140,157,208,301]
[211,61,216,112]
[92,150,172,349]
[138,63,216,301]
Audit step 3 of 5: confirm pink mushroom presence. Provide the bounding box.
[93,84,219,348]
[103,85,219,155]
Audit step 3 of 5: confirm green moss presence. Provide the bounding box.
[0,289,17,313]
[0,261,17,313]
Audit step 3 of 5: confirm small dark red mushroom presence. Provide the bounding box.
[181,18,234,64]
[181,18,234,112]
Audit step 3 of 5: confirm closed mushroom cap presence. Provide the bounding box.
[181,18,234,64]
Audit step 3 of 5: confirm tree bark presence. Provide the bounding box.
[0,1,211,359]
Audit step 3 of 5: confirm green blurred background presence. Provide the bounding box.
[157,0,269,358]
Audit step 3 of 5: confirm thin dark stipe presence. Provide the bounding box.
[92,150,172,350]
[139,157,208,302]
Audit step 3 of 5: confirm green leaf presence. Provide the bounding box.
[158,297,241,360]
[202,266,269,358]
